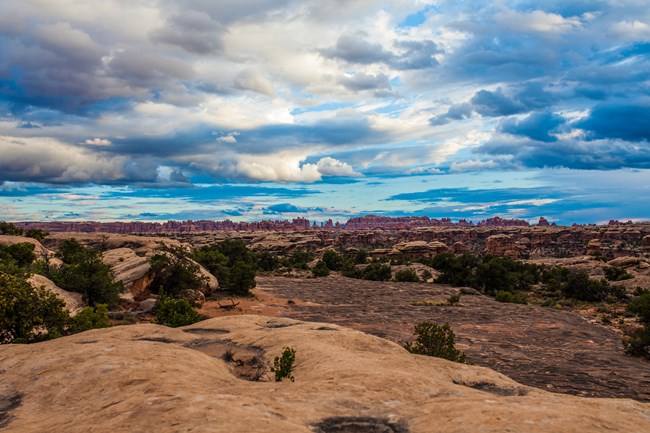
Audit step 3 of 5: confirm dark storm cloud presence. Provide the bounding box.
[577,104,650,142]
[500,111,566,142]
[471,89,527,117]
[478,136,650,170]
[431,82,560,125]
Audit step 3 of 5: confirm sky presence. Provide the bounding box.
[0,0,649,225]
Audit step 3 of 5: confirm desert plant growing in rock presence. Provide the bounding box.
[50,239,123,308]
[153,293,201,328]
[271,346,296,382]
[0,271,68,344]
[395,268,420,282]
[194,239,256,295]
[404,321,465,363]
[69,304,110,333]
[311,260,330,277]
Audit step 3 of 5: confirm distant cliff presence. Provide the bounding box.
[15,215,537,234]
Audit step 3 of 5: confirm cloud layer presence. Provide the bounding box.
[0,0,649,222]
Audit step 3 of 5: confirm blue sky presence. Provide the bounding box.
[0,0,649,224]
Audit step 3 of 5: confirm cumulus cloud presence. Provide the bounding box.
[494,10,583,35]
[0,135,152,184]
[233,69,274,96]
[339,72,392,93]
[316,157,360,177]
[150,10,224,54]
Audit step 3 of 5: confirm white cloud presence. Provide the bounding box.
[495,10,583,35]
[609,20,650,42]
[316,157,360,177]
[84,138,112,146]
[0,135,132,183]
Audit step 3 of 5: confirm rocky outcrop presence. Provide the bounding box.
[0,235,51,260]
[27,274,84,314]
[102,248,152,297]
[1,315,649,433]
[484,234,519,258]
[390,240,449,257]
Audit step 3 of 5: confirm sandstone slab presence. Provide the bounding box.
[1,315,649,433]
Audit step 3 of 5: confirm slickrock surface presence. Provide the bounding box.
[257,276,650,401]
[1,315,649,433]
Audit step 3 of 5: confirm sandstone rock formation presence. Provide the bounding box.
[484,234,519,258]
[27,274,84,314]
[1,315,648,433]
[390,240,449,257]
[102,248,152,297]
[0,235,50,260]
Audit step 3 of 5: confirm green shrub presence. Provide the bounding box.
[322,250,344,271]
[562,272,619,302]
[311,260,330,277]
[624,325,650,359]
[628,293,650,324]
[495,290,528,304]
[361,262,392,281]
[256,252,281,271]
[0,272,68,344]
[271,346,296,382]
[0,221,23,236]
[194,240,256,295]
[69,304,110,333]
[25,228,49,241]
[447,293,461,305]
[286,250,313,270]
[150,248,207,297]
[604,266,633,281]
[153,294,201,327]
[395,268,420,282]
[50,239,123,308]
[404,321,465,363]
[353,249,368,265]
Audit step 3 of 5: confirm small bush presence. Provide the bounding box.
[271,346,296,382]
[395,268,420,282]
[150,248,207,297]
[154,294,201,327]
[624,325,650,359]
[25,228,49,241]
[628,293,650,324]
[0,221,24,236]
[69,304,110,333]
[447,293,461,305]
[404,321,465,363]
[322,250,344,271]
[604,266,633,281]
[311,260,330,277]
[50,239,123,308]
[361,262,392,281]
[0,272,68,344]
[194,240,257,295]
[495,290,528,304]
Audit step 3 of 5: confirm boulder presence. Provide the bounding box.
[28,274,84,314]
[102,248,153,297]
